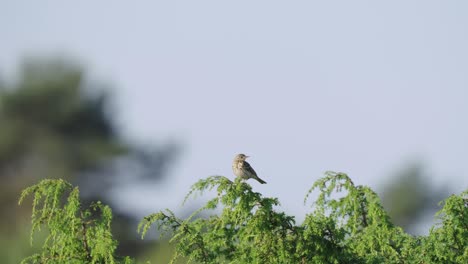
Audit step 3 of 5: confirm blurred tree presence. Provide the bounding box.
[379,161,448,235]
[0,57,178,262]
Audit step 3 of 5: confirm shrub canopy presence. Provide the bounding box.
[20,172,468,263]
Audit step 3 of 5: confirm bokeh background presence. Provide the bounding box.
[1,1,467,263]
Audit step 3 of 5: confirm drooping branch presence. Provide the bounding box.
[80,211,92,262]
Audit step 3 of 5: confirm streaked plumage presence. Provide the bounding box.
[232,154,266,184]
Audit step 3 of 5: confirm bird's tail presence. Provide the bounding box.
[256,177,267,184]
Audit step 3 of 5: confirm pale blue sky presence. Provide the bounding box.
[1,1,467,229]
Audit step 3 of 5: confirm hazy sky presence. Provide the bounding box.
[1,1,467,227]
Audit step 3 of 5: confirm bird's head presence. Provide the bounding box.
[234,153,249,161]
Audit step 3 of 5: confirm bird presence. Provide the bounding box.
[232,153,266,184]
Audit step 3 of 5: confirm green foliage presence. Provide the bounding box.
[139,172,467,264]
[139,176,297,263]
[19,179,133,264]
[423,190,468,263]
[21,173,467,263]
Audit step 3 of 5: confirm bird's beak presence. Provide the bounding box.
[245,155,250,158]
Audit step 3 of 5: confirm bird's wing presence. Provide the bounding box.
[243,161,258,176]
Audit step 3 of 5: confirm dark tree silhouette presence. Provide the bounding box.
[0,57,179,262]
[379,161,448,234]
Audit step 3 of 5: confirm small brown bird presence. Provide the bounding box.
[232,154,266,184]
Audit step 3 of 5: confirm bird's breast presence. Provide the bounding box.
[232,161,244,174]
